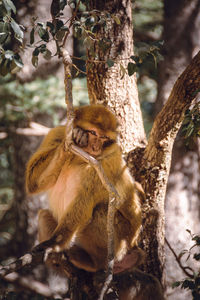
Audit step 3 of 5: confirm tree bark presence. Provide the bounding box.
[154,1,200,298]
[86,0,146,153]
[128,51,200,284]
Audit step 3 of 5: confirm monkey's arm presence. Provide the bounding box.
[116,168,142,245]
[26,126,68,194]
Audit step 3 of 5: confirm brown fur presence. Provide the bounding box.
[26,105,143,273]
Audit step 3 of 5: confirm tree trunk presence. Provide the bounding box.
[155,1,200,298]
[86,0,146,153]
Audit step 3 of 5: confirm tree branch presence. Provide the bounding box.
[139,50,200,281]
[165,238,193,278]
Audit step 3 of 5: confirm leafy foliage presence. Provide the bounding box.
[126,40,163,77]
[172,231,200,300]
[0,0,24,75]
[0,0,164,79]
[181,101,200,148]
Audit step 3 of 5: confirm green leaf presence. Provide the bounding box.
[37,22,45,27]
[192,235,200,245]
[172,281,181,288]
[98,39,110,53]
[10,19,24,43]
[32,55,38,67]
[128,62,137,76]
[43,49,52,60]
[120,63,126,79]
[192,89,200,97]
[106,59,114,68]
[2,0,16,14]
[13,54,23,68]
[55,19,64,31]
[33,47,40,56]
[59,0,67,10]
[30,28,35,44]
[91,24,100,33]
[0,32,9,44]
[130,55,140,63]
[181,280,195,290]
[61,26,69,32]
[112,15,121,25]
[185,123,194,138]
[85,16,95,27]
[55,29,65,41]
[194,253,200,261]
[38,27,49,42]
[47,21,54,32]
[0,21,11,45]
[74,26,83,38]
[38,44,46,53]
[0,58,9,76]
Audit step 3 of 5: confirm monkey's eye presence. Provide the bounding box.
[100,135,109,140]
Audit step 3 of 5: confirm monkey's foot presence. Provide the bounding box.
[113,247,144,274]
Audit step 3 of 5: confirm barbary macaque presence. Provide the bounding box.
[26,104,144,273]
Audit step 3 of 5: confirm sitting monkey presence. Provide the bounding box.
[26,104,144,273]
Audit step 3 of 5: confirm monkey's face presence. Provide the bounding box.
[72,127,111,157]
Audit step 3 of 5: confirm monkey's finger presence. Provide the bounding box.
[72,128,88,147]
[79,131,88,147]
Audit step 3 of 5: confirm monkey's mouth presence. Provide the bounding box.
[92,142,102,152]
[82,139,103,156]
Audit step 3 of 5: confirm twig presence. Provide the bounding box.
[70,145,119,299]
[61,0,81,48]
[2,272,56,298]
[165,238,193,278]
[61,46,119,299]
[0,250,44,277]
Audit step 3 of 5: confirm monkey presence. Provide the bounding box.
[26,104,144,274]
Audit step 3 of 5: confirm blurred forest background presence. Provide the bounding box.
[0,0,200,299]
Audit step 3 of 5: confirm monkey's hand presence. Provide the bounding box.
[72,127,89,148]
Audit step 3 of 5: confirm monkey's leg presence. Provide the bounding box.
[68,245,98,272]
[38,209,57,242]
[70,204,108,272]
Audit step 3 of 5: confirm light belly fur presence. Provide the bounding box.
[48,164,81,222]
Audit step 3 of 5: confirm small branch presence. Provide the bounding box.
[0,244,77,278]
[72,63,87,75]
[70,145,119,299]
[62,0,81,48]
[2,272,57,298]
[61,48,75,149]
[61,46,119,297]
[165,238,193,278]
[0,251,44,277]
